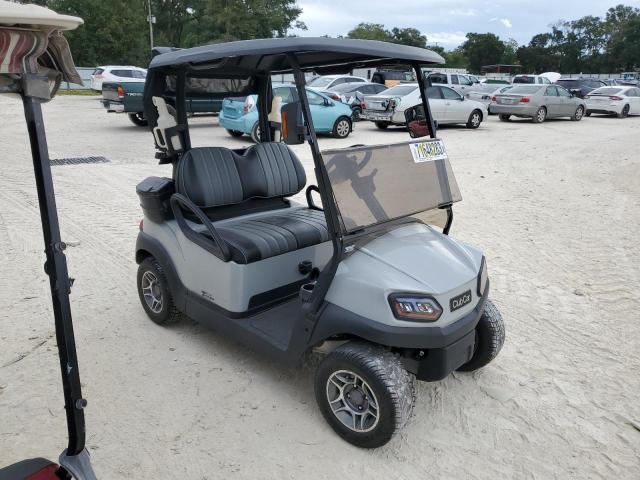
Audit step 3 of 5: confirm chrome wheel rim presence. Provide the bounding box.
[471,113,481,126]
[575,107,583,119]
[537,108,546,122]
[141,271,163,314]
[326,370,379,433]
[336,120,350,137]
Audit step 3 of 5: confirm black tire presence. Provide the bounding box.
[532,106,546,123]
[585,111,592,117]
[617,104,630,118]
[226,129,244,137]
[466,109,483,129]
[137,257,182,326]
[250,122,261,143]
[571,105,584,121]
[375,121,390,130]
[333,116,352,138]
[128,112,148,127]
[457,300,505,372]
[352,107,362,122]
[499,114,511,122]
[315,342,415,448]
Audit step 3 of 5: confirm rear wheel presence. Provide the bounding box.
[250,122,261,143]
[333,116,352,138]
[375,121,390,130]
[585,111,592,117]
[571,105,584,121]
[315,342,415,448]
[532,107,546,123]
[137,257,182,326]
[466,109,483,129]
[226,129,244,137]
[128,112,148,127]
[352,107,362,122]
[499,114,511,122]
[457,300,505,372]
[617,104,630,118]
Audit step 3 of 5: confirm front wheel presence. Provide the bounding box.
[137,257,182,326]
[571,105,584,121]
[315,342,415,448]
[617,104,630,118]
[466,109,483,129]
[333,116,352,138]
[532,107,546,123]
[457,300,505,372]
[226,129,244,137]
[128,112,148,127]
[375,121,390,130]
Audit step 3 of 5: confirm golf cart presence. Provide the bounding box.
[0,2,97,479]
[135,38,505,448]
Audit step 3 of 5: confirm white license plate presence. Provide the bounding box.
[363,112,391,121]
[499,98,516,105]
[409,139,448,163]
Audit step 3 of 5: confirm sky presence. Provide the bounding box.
[292,0,640,49]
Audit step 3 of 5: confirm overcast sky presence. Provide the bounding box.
[293,0,640,48]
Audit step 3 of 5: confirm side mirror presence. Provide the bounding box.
[281,101,305,145]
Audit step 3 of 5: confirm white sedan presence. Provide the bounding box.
[585,86,640,118]
[90,65,147,91]
[362,83,488,129]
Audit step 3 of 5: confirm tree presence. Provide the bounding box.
[459,33,505,73]
[390,27,427,48]
[347,23,392,42]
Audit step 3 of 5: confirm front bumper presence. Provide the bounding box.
[101,99,124,113]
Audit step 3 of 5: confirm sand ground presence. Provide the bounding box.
[1,96,639,479]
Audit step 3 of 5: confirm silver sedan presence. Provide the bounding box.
[491,85,587,123]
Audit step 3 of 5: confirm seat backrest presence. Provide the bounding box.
[175,142,306,214]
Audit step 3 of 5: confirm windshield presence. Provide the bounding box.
[381,85,417,96]
[321,141,461,233]
[590,87,622,95]
[513,76,536,84]
[556,80,579,87]
[308,77,333,87]
[506,85,543,94]
[331,83,365,93]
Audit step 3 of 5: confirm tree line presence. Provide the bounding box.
[18,1,640,73]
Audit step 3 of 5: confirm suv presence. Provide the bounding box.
[555,78,607,98]
[427,72,476,94]
[91,65,146,91]
[371,70,415,85]
[306,74,368,92]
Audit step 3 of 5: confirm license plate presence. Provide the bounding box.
[499,98,515,105]
[409,139,447,163]
[450,290,472,312]
[363,111,391,121]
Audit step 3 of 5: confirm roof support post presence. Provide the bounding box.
[413,63,437,139]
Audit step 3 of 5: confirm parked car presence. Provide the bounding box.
[219,84,354,142]
[371,69,415,86]
[306,74,368,92]
[555,78,607,98]
[584,86,640,118]
[362,83,487,129]
[466,84,512,110]
[324,82,388,120]
[492,84,586,123]
[91,65,146,91]
[427,72,476,94]
[512,74,552,85]
[621,72,639,85]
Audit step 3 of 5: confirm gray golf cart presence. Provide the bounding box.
[135,38,505,448]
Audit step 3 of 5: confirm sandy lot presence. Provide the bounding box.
[1,95,639,479]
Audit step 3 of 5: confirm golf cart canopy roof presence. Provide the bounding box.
[148,37,445,76]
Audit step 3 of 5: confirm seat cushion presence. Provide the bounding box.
[216,209,329,264]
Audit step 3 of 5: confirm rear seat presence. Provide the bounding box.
[175,143,329,264]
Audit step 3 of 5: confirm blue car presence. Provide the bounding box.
[219,84,353,142]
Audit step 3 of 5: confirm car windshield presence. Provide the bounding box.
[590,87,623,95]
[330,83,365,93]
[307,77,333,87]
[556,80,579,87]
[382,85,417,96]
[507,86,543,94]
[321,141,462,233]
[513,76,536,84]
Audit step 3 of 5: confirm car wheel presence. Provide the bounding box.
[250,122,261,143]
[457,300,505,372]
[137,257,182,326]
[585,111,592,117]
[532,106,546,123]
[375,121,390,130]
[466,109,483,129]
[315,342,415,448]
[333,116,352,138]
[617,104,630,118]
[499,114,511,122]
[571,105,584,121]
[352,107,362,122]
[226,129,244,137]
[128,112,148,127]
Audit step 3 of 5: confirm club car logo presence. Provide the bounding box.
[409,140,448,163]
[450,290,472,312]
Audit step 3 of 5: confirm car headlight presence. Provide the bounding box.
[477,257,488,296]
[388,294,442,322]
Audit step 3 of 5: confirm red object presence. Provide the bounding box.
[490,96,497,102]
[139,219,144,231]
[407,120,431,138]
[117,85,124,98]
[610,96,623,100]
[328,93,341,101]
[27,464,60,479]
[519,97,530,103]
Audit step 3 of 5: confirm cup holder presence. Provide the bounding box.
[299,282,315,303]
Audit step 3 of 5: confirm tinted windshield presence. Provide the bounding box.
[322,141,461,233]
[590,87,622,95]
[513,76,536,84]
[382,85,417,96]
[308,77,333,87]
[507,85,543,94]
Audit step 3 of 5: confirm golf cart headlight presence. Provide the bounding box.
[388,294,442,322]
[478,257,488,296]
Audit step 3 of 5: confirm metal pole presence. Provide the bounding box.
[148,0,154,51]
[413,62,438,139]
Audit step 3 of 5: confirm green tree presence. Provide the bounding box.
[347,23,392,42]
[459,33,506,73]
[390,27,427,48]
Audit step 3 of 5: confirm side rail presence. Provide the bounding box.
[170,193,232,261]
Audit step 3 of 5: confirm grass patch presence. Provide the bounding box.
[57,89,100,96]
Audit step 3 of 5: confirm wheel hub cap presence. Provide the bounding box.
[326,370,379,433]
[141,271,163,314]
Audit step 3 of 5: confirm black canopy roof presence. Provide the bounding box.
[148,37,444,76]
